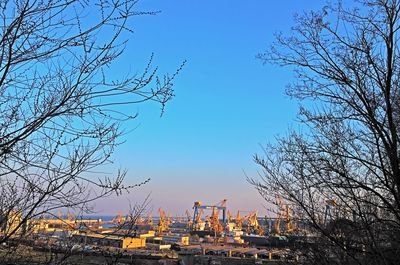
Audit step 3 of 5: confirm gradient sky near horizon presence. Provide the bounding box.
[93,0,326,217]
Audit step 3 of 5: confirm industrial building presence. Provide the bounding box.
[0,210,27,236]
[72,232,146,249]
[161,234,190,245]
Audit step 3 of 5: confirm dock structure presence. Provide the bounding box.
[179,244,287,260]
[7,202,304,263]
[33,217,127,232]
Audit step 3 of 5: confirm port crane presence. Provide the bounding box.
[227,210,233,222]
[166,212,172,228]
[192,199,227,228]
[324,199,337,225]
[236,210,256,227]
[157,208,167,235]
[271,196,297,235]
[236,210,264,235]
[285,204,295,233]
[112,211,125,224]
[185,210,193,229]
[193,209,204,230]
[145,214,153,226]
[249,211,264,235]
[210,206,223,234]
[236,210,242,228]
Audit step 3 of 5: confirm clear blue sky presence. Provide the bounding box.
[94,0,326,217]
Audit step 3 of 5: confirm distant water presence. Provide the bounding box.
[78,215,114,221]
[76,215,162,228]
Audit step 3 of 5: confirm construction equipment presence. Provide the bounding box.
[66,211,76,230]
[236,210,242,228]
[185,210,193,229]
[272,197,284,235]
[175,213,182,223]
[285,204,295,233]
[239,211,256,225]
[192,200,227,230]
[239,210,259,233]
[227,210,233,222]
[249,211,265,235]
[215,199,227,218]
[166,212,172,227]
[157,208,170,235]
[324,199,337,225]
[136,216,145,225]
[192,209,204,230]
[271,196,297,235]
[67,211,75,222]
[146,214,153,226]
[113,211,124,224]
[210,206,223,234]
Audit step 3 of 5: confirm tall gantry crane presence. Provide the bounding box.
[192,199,227,231]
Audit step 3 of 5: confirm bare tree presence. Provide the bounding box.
[251,1,400,264]
[0,0,184,247]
